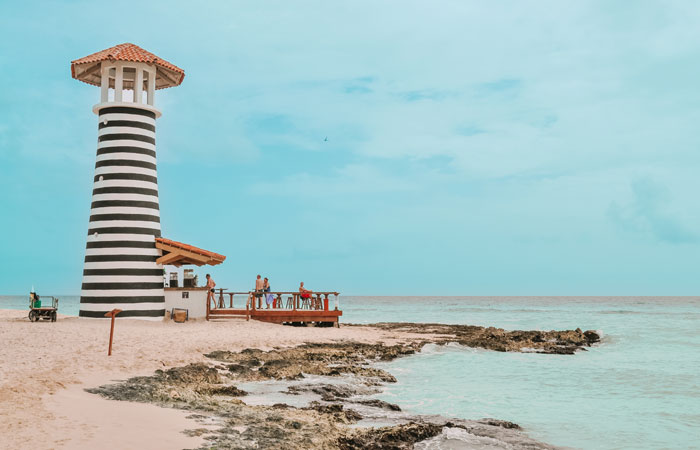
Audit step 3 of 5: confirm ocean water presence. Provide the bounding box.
[2,295,699,449]
[342,296,700,450]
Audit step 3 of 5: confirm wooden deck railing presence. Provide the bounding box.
[206,290,340,321]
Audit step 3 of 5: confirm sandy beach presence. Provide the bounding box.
[0,310,417,450]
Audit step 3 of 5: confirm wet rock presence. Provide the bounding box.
[314,384,355,400]
[85,375,159,403]
[286,420,303,429]
[305,402,363,423]
[226,363,251,375]
[287,383,380,400]
[344,409,363,422]
[338,422,444,449]
[539,346,578,355]
[205,343,410,383]
[158,363,222,384]
[243,357,262,367]
[362,322,600,354]
[183,427,210,437]
[204,350,236,360]
[477,418,521,429]
[584,330,601,344]
[354,399,402,411]
[202,385,248,397]
[331,365,397,382]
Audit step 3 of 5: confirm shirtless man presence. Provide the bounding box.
[206,274,216,308]
[254,274,264,308]
[299,281,312,299]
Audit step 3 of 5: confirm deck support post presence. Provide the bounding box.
[206,294,210,321]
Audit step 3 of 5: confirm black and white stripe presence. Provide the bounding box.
[80,105,164,320]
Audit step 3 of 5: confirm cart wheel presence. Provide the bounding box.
[51,311,57,322]
[29,310,38,322]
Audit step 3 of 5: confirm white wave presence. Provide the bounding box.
[414,426,515,450]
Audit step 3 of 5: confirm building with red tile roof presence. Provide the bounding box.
[155,238,226,267]
[71,43,185,90]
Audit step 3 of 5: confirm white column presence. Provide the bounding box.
[114,64,123,102]
[100,63,109,103]
[135,68,144,104]
[146,68,155,106]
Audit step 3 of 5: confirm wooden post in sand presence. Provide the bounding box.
[104,309,122,356]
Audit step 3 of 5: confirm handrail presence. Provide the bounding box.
[208,289,340,315]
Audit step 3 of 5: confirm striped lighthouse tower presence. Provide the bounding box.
[71,44,185,319]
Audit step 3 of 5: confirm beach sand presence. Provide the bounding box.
[0,310,414,450]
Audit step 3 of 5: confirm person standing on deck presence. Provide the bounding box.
[206,274,216,309]
[263,277,272,308]
[254,275,264,308]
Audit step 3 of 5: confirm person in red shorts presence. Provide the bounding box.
[299,281,312,300]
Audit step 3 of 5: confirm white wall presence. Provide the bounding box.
[164,288,208,319]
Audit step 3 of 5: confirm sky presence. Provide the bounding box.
[1,0,699,295]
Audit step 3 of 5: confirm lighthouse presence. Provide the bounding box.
[71,43,185,319]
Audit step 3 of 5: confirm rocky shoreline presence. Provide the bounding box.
[356,322,601,354]
[86,323,600,449]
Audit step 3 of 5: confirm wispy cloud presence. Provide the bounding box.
[397,89,456,102]
[454,124,485,136]
[477,78,522,96]
[608,177,698,244]
[248,163,417,197]
[343,76,375,94]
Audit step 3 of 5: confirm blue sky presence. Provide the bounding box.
[1,1,699,295]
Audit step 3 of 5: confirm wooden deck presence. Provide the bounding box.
[206,290,342,326]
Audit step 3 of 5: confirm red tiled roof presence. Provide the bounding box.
[71,43,185,90]
[155,237,226,267]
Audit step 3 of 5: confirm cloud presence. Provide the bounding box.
[248,163,417,198]
[454,125,485,137]
[343,76,375,94]
[397,89,456,102]
[477,78,522,97]
[608,177,698,244]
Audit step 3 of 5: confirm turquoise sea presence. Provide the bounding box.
[2,295,699,449]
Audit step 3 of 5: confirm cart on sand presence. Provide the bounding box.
[28,292,59,322]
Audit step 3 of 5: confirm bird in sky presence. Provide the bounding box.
[324,136,328,142]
